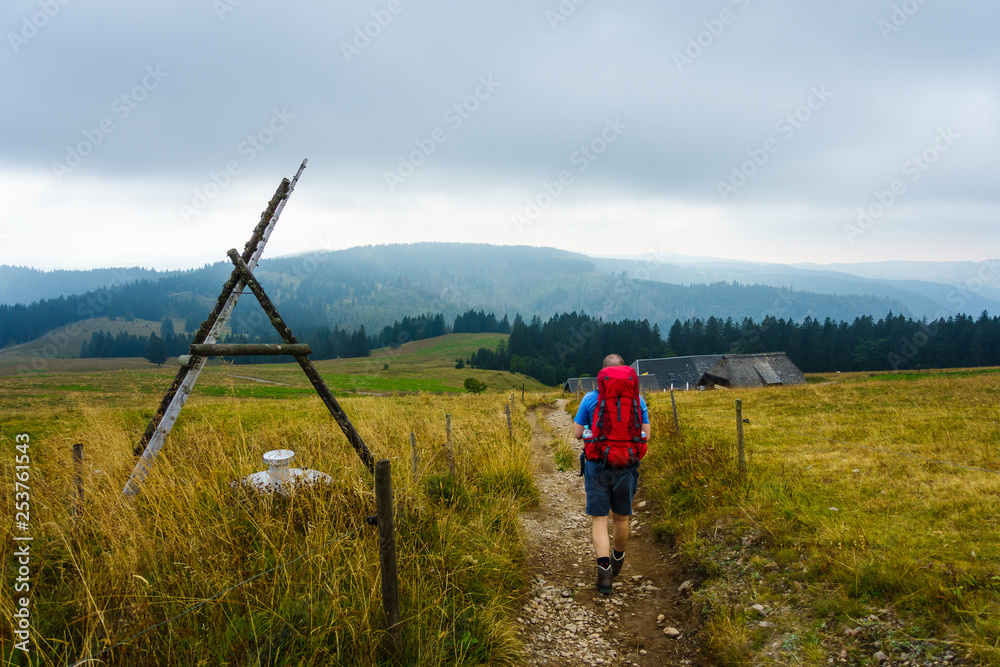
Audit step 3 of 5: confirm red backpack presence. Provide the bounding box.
[583,365,646,467]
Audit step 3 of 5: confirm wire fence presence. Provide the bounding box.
[668,392,1000,477]
[67,522,369,667]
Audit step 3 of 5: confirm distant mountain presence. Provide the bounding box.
[250,244,906,333]
[592,255,1000,320]
[0,265,180,306]
[0,243,917,353]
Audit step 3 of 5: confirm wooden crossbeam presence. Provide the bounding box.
[123,160,307,497]
[226,248,375,471]
[188,343,312,356]
[122,158,377,498]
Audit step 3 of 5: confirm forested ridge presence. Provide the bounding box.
[71,307,1000,385]
[1,245,908,350]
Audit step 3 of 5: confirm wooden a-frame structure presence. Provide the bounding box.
[123,160,374,497]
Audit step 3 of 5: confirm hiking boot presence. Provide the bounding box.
[611,551,625,577]
[596,565,613,595]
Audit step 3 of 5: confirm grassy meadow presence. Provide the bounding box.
[0,335,542,665]
[4,332,1000,665]
[630,368,1000,665]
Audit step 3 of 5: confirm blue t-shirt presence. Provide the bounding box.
[574,390,649,426]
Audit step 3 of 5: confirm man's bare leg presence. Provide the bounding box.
[611,512,629,552]
[592,515,610,558]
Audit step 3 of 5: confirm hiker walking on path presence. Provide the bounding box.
[573,353,650,595]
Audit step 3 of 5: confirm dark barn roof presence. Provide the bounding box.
[631,355,724,389]
[563,377,597,393]
[638,374,661,393]
[563,374,660,394]
[700,353,806,389]
[632,353,805,390]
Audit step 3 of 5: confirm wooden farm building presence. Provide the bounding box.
[630,352,805,390]
[562,375,661,394]
[563,377,597,393]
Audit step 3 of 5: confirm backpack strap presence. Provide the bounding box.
[632,397,642,443]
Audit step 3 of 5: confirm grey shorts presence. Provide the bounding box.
[583,459,639,516]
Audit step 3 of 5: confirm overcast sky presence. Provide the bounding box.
[1,1,996,271]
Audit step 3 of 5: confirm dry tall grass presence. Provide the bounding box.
[1,392,536,665]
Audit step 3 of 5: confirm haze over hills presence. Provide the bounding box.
[0,266,180,307]
[592,254,1000,321]
[2,244,997,352]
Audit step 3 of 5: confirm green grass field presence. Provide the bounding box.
[0,316,183,363]
[630,368,1000,665]
[4,343,999,665]
[0,336,540,665]
[0,333,548,406]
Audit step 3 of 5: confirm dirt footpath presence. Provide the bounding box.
[517,400,705,666]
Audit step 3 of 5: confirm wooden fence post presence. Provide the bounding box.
[445,413,455,477]
[736,399,746,480]
[71,443,84,522]
[670,387,680,435]
[521,383,524,402]
[410,432,418,482]
[505,403,513,440]
[374,459,402,655]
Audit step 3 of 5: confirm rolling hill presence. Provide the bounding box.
[7,243,991,356]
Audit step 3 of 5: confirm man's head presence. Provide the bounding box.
[603,353,625,368]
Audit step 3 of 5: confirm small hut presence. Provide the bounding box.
[631,355,724,390]
[563,377,597,393]
[698,352,805,389]
[631,352,805,390]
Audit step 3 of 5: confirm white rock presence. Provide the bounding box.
[663,627,681,637]
[656,613,665,623]
[678,579,694,593]
[873,651,888,662]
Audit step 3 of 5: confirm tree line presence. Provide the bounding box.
[467,312,666,385]
[667,312,1000,372]
[73,309,506,365]
[39,306,1000,380]
[466,310,1000,384]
